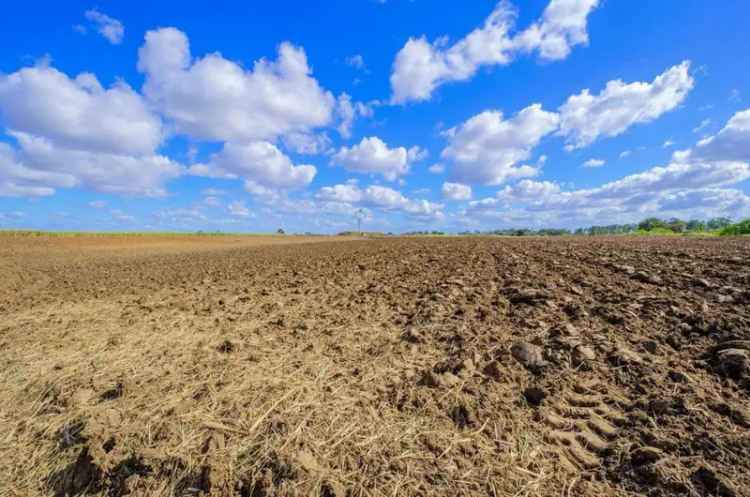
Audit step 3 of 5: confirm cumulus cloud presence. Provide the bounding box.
[511,0,600,60]
[469,160,750,225]
[496,179,561,201]
[0,64,182,197]
[0,65,162,155]
[84,9,124,44]
[691,109,750,162]
[316,183,443,220]
[390,0,599,103]
[583,158,605,168]
[9,131,182,196]
[189,141,316,190]
[0,142,62,197]
[138,27,335,142]
[467,108,750,226]
[281,131,332,155]
[441,104,559,185]
[558,61,694,149]
[332,136,426,181]
[442,182,472,200]
[336,93,375,138]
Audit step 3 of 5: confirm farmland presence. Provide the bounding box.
[1,234,749,497]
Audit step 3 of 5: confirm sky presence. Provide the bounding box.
[0,0,749,233]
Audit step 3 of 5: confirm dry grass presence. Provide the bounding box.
[0,301,576,497]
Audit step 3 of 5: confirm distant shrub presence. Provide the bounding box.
[635,227,677,236]
[719,219,750,236]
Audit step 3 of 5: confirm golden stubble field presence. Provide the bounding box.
[1,234,749,497]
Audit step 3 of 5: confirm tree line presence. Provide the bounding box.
[455,217,749,237]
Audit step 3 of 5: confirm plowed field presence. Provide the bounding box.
[1,235,749,497]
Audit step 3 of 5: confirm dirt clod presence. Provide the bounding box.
[572,345,596,366]
[691,466,737,497]
[715,349,749,379]
[630,446,664,466]
[523,387,547,406]
[511,342,547,371]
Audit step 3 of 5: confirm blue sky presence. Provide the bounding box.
[1,1,749,233]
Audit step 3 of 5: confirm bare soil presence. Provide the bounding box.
[1,235,748,497]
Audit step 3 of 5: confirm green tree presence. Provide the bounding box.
[638,217,666,231]
[686,219,705,231]
[707,217,732,230]
[720,219,750,235]
[667,218,687,233]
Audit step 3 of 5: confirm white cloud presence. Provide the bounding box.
[0,142,62,197]
[428,163,445,174]
[467,108,750,227]
[228,201,252,217]
[691,108,750,162]
[110,209,135,223]
[316,183,443,220]
[0,65,162,155]
[345,54,366,70]
[693,118,711,133]
[336,93,375,138]
[442,182,472,200]
[89,200,107,208]
[316,183,363,203]
[558,61,693,149]
[190,141,316,190]
[138,27,335,142]
[390,0,600,103]
[663,139,675,148]
[469,161,750,225]
[510,0,601,60]
[619,150,631,159]
[8,131,182,196]
[84,9,124,45]
[0,64,182,197]
[441,104,559,185]
[496,179,561,201]
[281,131,332,155]
[583,158,605,168]
[154,207,207,225]
[332,136,426,181]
